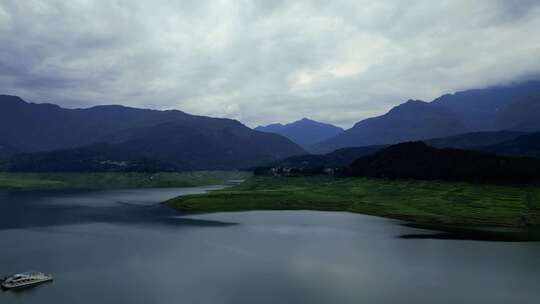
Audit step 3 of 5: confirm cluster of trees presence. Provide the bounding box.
[347,142,540,184]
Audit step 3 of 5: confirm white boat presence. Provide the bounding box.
[1,272,53,289]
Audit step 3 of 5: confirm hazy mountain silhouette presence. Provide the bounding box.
[268,145,387,169]
[495,95,540,132]
[312,100,468,153]
[431,81,540,130]
[480,132,540,159]
[314,81,540,153]
[265,130,540,172]
[425,131,527,150]
[0,95,305,170]
[255,118,343,150]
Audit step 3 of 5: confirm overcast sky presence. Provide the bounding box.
[1,0,540,128]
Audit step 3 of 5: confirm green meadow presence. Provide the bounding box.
[167,176,540,228]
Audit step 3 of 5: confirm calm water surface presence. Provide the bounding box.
[1,187,539,304]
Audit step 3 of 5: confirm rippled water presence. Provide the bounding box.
[1,187,539,303]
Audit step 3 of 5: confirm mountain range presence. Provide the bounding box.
[2,80,540,172]
[266,131,540,171]
[431,81,540,131]
[0,95,305,170]
[311,81,540,153]
[311,100,468,153]
[267,145,386,170]
[255,118,343,150]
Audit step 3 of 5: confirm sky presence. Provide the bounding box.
[1,0,540,128]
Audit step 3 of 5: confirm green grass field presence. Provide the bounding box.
[167,176,540,228]
[0,171,251,191]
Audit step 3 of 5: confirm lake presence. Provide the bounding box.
[1,187,539,303]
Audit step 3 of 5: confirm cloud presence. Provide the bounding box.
[1,0,540,128]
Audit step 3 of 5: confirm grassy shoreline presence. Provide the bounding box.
[167,176,540,229]
[0,171,251,191]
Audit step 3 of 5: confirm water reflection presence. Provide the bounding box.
[0,187,234,230]
[1,189,540,304]
[399,223,540,242]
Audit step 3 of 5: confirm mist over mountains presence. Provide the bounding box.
[311,81,540,153]
[255,81,540,153]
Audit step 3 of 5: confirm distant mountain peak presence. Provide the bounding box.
[405,99,426,104]
[388,99,430,114]
[255,118,343,150]
[431,80,540,130]
[0,95,27,106]
[87,104,130,110]
[263,123,284,127]
[313,99,467,153]
[313,81,540,153]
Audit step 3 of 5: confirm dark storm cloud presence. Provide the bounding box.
[1,0,540,127]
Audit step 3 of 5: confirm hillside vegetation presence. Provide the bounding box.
[348,142,540,183]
